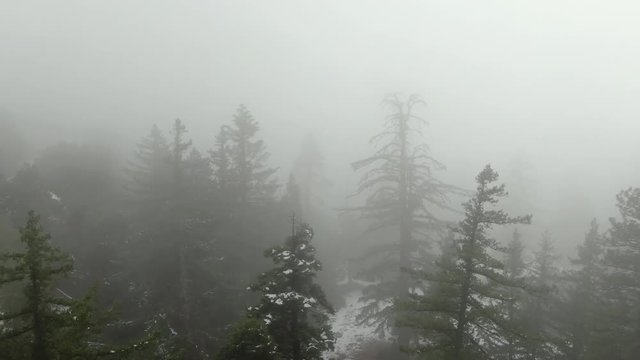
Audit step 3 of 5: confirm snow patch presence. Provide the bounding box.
[49,191,62,202]
[324,289,379,359]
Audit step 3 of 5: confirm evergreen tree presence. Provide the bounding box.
[215,318,280,360]
[0,211,146,359]
[558,219,605,360]
[599,188,640,359]
[496,229,529,360]
[401,165,531,359]
[125,124,172,212]
[349,94,458,344]
[209,104,282,261]
[211,104,279,212]
[208,106,285,345]
[520,230,560,359]
[209,125,232,194]
[124,120,220,359]
[239,219,335,360]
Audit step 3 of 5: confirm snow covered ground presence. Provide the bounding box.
[324,289,379,360]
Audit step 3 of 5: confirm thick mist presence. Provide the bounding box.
[2,1,640,359]
[3,1,640,236]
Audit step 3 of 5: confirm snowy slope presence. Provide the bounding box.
[324,289,378,360]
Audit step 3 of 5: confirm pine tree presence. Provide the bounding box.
[349,94,458,344]
[209,104,281,263]
[242,219,335,360]
[0,211,73,359]
[558,219,605,360]
[125,124,172,212]
[0,211,146,359]
[401,165,531,359]
[211,105,278,212]
[599,188,640,359]
[215,318,280,360]
[208,106,284,344]
[125,120,220,359]
[209,125,233,194]
[521,230,560,359]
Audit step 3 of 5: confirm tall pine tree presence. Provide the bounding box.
[0,211,146,359]
[223,219,335,360]
[599,188,640,359]
[520,230,560,359]
[558,219,605,360]
[211,105,278,214]
[401,165,531,359]
[349,94,458,346]
[125,120,219,359]
[496,229,529,360]
[208,106,284,341]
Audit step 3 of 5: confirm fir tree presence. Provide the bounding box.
[497,229,529,360]
[215,318,280,360]
[0,211,146,359]
[0,211,73,359]
[558,219,605,360]
[209,125,233,194]
[125,120,220,359]
[125,124,172,211]
[208,106,284,344]
[211,104,279,212]
[243,218,335,360]
[402,165,531,359]
[521,230,560,359]
[599,188,640,359]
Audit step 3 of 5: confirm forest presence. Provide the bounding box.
[2,1,640,360]
[2,96,640,359]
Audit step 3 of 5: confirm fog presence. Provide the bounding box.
[4,2,640,210]
[2,2,640,359]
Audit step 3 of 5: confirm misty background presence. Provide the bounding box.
[3,1,640,257]
[4,1,640,359]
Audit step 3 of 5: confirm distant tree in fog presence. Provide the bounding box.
[208,106,287,343]
[557,219,605,360]
[598,188,640,359]
[124,120,219,359]
[348,94,458,346]
[126,124,172,207]
[520,230,561,359]
[210,105,278,213]
[496,229,529,359]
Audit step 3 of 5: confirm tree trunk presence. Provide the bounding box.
[31,273,48,360]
